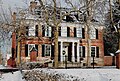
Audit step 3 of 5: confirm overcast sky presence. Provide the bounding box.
[1,0,29,11]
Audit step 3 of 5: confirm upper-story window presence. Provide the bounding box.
[74,27,85,38]
[90,28,98,39]
[42,25,51,37]
[26,25,38,37]
[61,26,67,37]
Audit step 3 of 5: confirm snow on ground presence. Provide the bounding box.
[0,66,120,81]
[0,71,25,81]
[32,68,120,81]
[54,69,120,81]
[0,65,6,69]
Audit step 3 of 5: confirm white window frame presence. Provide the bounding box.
[77,27,82,38]
[91,46,96,57]
[44,44,51,57]
[45,26,51,37]
[90,28,96,39]
[29,25,36,36]
[61,26,67,37]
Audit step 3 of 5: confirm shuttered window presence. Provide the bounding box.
[91,46,99,57]
[42,25,51,37]
[42,44,51,57]
[25,44,38,57]
[29,25,36,36]
[77,27,82,38]
[79,46,85,57]
[61,27,67,37]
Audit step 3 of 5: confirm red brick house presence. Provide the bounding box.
[11,1,104,67]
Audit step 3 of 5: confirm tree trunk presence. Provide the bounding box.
[54,26,59,68]
[86,0,93,67]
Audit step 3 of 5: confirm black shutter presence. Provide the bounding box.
[82,46,85,57]
[67,27,70,37]
[52,27,54,37]
[42,25,45,37]
[35,45,38,56]
[74,27,76,37]
[42,45,45,57]
[16,46,17,57]
[51,45,54,60]
[96,29,98,39]
[35,25,38,36]
[12,48,14,58]
[96,47,99,58]
[82,28,85,39]
[58,44,60,61]
[26,26,29,36]
[25,44,28,57]
[58,27,61,36]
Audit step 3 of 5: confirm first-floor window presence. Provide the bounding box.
[25,44,38,57]
[91,46,99,57]
[79,46,85,57]
[42,44,51,57]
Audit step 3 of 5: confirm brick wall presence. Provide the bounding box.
[104,56,116,66]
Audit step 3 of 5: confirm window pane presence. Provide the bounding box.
[91,47,95,57]
[45,45,51,56]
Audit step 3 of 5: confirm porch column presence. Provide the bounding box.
[77,42,80,62]
[72,42,75,62]
[60,41,63,62]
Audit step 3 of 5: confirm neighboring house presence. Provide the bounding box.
[11,1,104,67]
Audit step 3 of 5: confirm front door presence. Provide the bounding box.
[63,46,68,61]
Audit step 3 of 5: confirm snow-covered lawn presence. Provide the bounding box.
[54,69,120,81]
[1,67,120,81]
[0,71,25,81]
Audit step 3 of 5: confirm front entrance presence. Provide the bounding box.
[63,46,68,62]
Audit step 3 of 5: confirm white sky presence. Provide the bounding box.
[1,0,29,12]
